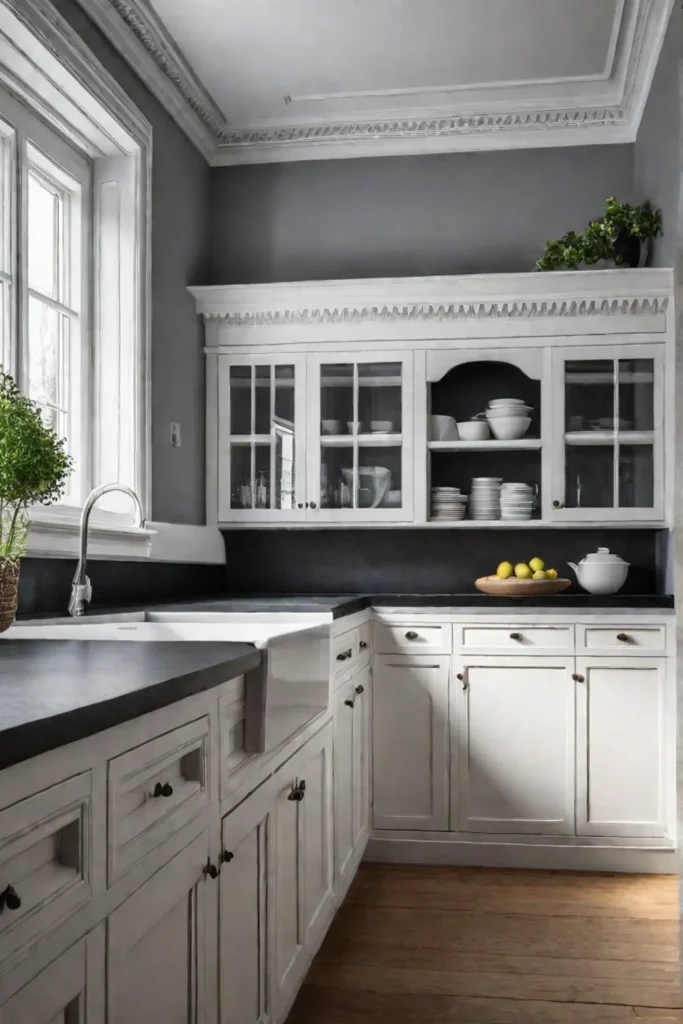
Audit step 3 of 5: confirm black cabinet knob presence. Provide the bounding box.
[153,782,173,798]
[297,502,304,509]
[288,781,305,802]
[405,631,419,640]
[359,640,368,649]
[221,850,234,864]
[456,673,464,681]
[572,673,585,683]
[344,698,355,708]
[0,885,21,911]
[309,501,317,509]
[616,633,631,643]
[510,632,523,641]
[355,684,365,695]
[337,652,347,661]
[203,860,219,880]
[553,500,564,509]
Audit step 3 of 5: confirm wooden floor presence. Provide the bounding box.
[287,864,682,1024]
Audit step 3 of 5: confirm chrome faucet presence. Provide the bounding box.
[68,483,144,617]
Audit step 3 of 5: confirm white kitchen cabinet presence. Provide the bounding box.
[373,655,450,831]
[576,657,667,838]
[219,782,271,1024]
[549,345,665,522]
[333,667,371,891]
[352,666,372,852]
[300,724,334,950]
[107,830,212,1024]
[216,354,308,523]
[0,928,104,1024]
[454,656,575,835]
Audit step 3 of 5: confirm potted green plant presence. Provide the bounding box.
[536,197,663,271]
[0,369,72,631]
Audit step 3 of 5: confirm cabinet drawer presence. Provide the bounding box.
[374,622,451,655]
[0,773,92,970]
[357,621,371,667]
[333,628,358,682]
[460,624,573,654]
[219,688,258,800]
[108,717,210,884]
[578,624,668,655]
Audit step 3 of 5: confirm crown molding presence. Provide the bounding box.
[190,269,673,327]
[72,0,673,165]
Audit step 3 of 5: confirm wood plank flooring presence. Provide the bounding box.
[286,865,681,1023]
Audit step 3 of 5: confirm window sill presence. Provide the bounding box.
[26,506,154,560]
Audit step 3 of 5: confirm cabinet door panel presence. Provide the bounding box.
[220,784,271,1024]
[270,767,304,1016]
[301,724,334,950]
[576,658,667,837]
[107,831,210,1024]
[333,681,355,888]
[353,666,372,852]
[373,656,449,831]
[455,657,574,834]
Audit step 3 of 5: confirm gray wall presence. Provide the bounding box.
[53,0,210,525]
[209,145,635,283]
[635,6,681,268]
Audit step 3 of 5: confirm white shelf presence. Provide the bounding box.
[229,435,272,445]
[320,433,403,447]
[565,371,654,384]
[564,431,654,447]
[428,439,542,452]
[428,518,543,528]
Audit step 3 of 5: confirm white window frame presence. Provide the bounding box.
[0,0,153,558]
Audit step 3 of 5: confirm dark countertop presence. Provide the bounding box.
[0,641,261,771]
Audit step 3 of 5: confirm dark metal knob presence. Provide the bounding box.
[297,503,304,509]
[405,631,419,640]
[288,781,305,801]
[616,633,631,643]
[344,698,355,708]
[1,885,21,911]
[355,684,365,695]
[510,632,523,641]
[309,501,317,509]
[359,641,368,649]
[337,652,348,661]
[221,850,234,864]
[298,780,306,793]
[153,782,173,798]
[553,500,564,509]
[572,673,585,683]
[456,673,464,681]
[203,860,219,880]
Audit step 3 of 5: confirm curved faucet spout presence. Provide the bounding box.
[69,483,144,617]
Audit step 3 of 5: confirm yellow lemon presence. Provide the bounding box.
[514,562,532,579]
[546,568,558,580]
[496,561,514,579]
[529,557,545,573]
[532,569,547,580]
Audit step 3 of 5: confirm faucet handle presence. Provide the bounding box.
[68,578,92,617]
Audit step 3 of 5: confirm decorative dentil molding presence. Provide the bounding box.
[201,295,668,327]
[76,0,673,163]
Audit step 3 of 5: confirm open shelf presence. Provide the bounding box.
[427,518,544,528]
[564,431,654,447]
[428,439,542,452]
[321,433,403,447]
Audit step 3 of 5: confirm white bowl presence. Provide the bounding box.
[488,398,528,408]
[321,419,341,434]
[456,420,490,441]
[486,405,533,419]
[371,420,394,433]
[430,415,458,441]
[347,421,361,434]
[489,416,531,441]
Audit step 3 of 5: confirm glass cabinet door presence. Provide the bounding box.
[308,353,413,521]
[217,356,306,521]
[552,346,664,521]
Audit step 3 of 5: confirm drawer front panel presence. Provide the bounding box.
[108,717,210,885]
[579,625,668,655]
[461,625,573,653]
[374,622,451,655]
[219,691,258,800]
[0,773,92,972]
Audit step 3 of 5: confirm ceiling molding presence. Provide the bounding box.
[73,0,674,165]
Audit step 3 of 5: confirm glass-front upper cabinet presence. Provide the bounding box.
[217,355,307,521]
[307,352,414,521]
[550,346,664,521]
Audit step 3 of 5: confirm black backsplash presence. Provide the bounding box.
[221,529,665,595]
[18,558,226,618]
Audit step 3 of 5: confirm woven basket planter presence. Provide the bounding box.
[0,558,19,633]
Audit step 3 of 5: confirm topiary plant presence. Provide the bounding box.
[536,197,663,271]
[0,368,72,628]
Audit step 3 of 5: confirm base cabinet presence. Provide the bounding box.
[454,657,575,835]
[107,830,212,1024]
[372,655,450,831]
[576,657,667,838]
[220,786,271,1024]
[334,666,371,891]
[352,666,371,852]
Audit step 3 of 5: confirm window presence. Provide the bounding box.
[0,0,152,554]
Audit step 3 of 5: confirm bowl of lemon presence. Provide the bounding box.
[475,558,571,596]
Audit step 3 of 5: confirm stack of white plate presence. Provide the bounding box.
[469,477,502,520]
[431,487,468,520]
[500,482,536,521]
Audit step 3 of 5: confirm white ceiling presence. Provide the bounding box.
[88,0,674,163]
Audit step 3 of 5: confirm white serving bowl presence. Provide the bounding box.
[457,420,490,441]
[489,416,531,441]
[486,405,533,419]
[488,398,527,408]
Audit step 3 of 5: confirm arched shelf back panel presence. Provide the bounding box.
[427,348,542,383]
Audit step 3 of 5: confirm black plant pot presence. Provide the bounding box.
[613,230,648,268]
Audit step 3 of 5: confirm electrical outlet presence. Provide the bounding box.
[170,421,182,448]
